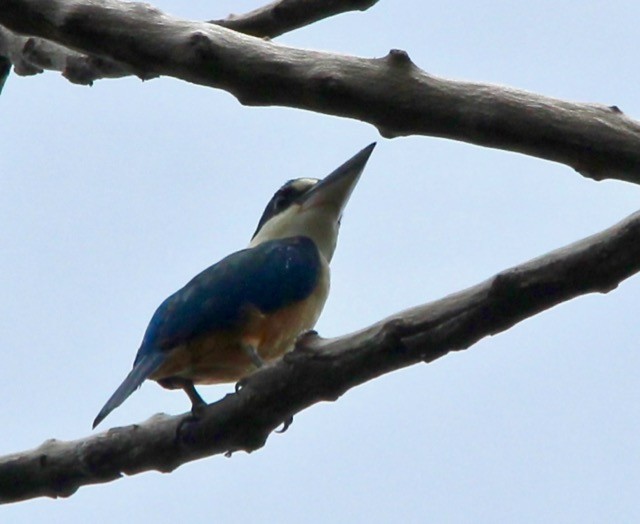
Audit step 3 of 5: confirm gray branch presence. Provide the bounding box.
[2,206,640,504]
[1,0,640,183]
[212,0,379,38]
[0,0,378,86]
[0,24,137,85]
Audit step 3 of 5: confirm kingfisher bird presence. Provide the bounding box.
[92,143,376,428]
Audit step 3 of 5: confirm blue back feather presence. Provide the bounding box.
[94,236,321,428]
[135,236,321,364]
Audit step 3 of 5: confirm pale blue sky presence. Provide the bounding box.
[2,1,640,522]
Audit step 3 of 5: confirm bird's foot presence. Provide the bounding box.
[276,415,294,433]
[235,375,250,393]
[172,383,207,445]
[294,330,320,351]
[175,413,198,445]
[191,400,207,419]
[175,405,206,446]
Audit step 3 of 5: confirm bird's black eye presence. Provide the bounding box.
[252,179,314,240]
[271,186,301,213]
[272,192,288,212]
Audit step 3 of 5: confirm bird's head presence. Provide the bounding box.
[249,143,376,262]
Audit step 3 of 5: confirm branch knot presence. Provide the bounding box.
[384,48,413,67]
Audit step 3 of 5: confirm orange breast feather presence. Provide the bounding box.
[151,266,329,385]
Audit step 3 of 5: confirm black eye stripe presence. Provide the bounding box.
[273,186,299,210]
[251,179,318,239]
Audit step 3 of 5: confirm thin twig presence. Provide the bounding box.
[212,0,379,38]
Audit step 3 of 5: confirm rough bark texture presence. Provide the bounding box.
[0,0,379,85]
[0,24,136,85]
[212,0,379,38]
[2,1,640,182]
[2,207,640,504]
[2,0,640,507]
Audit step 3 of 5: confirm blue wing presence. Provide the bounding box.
[93,236,321,428]
[137,235,322,361]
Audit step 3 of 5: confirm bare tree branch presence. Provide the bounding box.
[2,206,640,504]
[0,25,41,76]
[212,0,379,38]
[1,0,640,183]
[0,0,378,86]
[0,24,138,85]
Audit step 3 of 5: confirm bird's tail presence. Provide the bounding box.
[92,351,166,429]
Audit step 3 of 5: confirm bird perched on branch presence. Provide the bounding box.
[93,143,376,428]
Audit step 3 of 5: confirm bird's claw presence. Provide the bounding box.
[294,330,320,352]
[235,376,250,392]
[175,407,204,445]
[191,401,206,419]
[276,415,294,433]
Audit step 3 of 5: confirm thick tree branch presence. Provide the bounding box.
[2,1,640,183]
[2,207,640,504]
[0,0,378,85]
[0,24,137,85]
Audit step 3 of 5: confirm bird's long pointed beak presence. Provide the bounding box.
[301,142,376,214]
